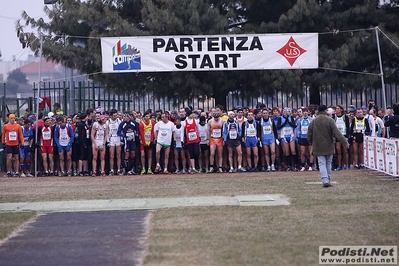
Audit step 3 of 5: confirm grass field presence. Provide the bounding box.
[0,170,398,265]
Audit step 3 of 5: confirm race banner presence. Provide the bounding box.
[385,138,399,176]
[101,33,318,73]
[364,136,399,177]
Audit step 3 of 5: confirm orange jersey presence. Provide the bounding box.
[2,123,24,146]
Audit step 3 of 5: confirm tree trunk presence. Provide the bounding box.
[213,91,228,111]
[309,85,321,105]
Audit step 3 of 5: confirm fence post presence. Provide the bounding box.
[63,81,69,115]
[78,82,82,111]
[1,83,6,122]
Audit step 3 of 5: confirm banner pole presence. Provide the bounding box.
[375,26,387,111]
[34,33,43,178]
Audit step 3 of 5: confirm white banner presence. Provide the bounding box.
[101,33,318,73]
[385,138,399,176]
[364,136,399,177]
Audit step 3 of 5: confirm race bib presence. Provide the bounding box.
[356,122,365,131]
[229,129,237,139]
[42,131,51,140]
[86,129,90,138]
[110,127,117,136]
[126,132,135,140]
[262,126,271,135]
[144,132,151,141]
[96,130,104,139]
[24,137,30,146]
[247,128,256,137]
[60,135,69,146]
[188,132,197,141]
[301,126,308,135]
[212,129,221,138]
[283,127,293,136]
[9,131,17,141]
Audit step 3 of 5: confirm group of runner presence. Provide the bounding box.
[1,99,398,178]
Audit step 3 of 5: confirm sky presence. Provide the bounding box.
[0,0,49,61]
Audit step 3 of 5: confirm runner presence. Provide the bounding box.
[242,112,261,172]
[2,114,24,177]
[139,112,155,175]
[19,119,34,177]
[223,111,246,173]
[118,113,139,175]
[91,115,108,176]
[106,109,122,176]
[260,109,278,172]
[208,110,224,173]
[54,116,75,176]
[154,113,176,174]
[182,109,201,174]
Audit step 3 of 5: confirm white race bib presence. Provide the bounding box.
[356,122,365,131]
[96,130,104,140]
[283,127,293,135]
[301,126,308,135]
[126,132,135,140]
[212,129,222,138]
[262,126,271,135]
[247,127,256,137]
[144,132,151,141]
[9,131,17,141]
[229,129,237,139]
[59,129,69,146]
[42,131,51,140]
[188,132,198,141]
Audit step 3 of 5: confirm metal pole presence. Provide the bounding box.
[70,68,75,113]
[375,26,387,111]
[34,33,43,177]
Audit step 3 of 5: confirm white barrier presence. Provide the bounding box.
[364,136,399,177]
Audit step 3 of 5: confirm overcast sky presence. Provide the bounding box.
[0,0,48,61]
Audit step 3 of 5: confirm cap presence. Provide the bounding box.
[47,112,54,118]
[327,107,334,115]
[348,105,356,112]
[361,105,368,110]
[171,110,178,115]
[227,111,234,116]
[318,105,328,112]
[99,115,105,120]
[8,114,16,119]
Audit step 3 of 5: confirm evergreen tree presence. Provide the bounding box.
[16,0,399,107]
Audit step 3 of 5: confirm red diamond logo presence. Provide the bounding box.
[276,36,307,66]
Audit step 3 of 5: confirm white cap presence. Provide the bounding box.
[327,108,334,115]
[48,112,54,118]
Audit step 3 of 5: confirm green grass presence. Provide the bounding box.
[0,170,398,265]
[0,212,36,240]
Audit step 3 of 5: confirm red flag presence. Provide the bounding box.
[38,96,51,110]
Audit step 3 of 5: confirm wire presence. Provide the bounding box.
[377,28,399,50]
[318,67,381,76]
[318,28,375,35]
[38,71,103,83]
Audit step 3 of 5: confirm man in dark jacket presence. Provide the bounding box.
[384,103,399,139]
[307,105,349,187]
